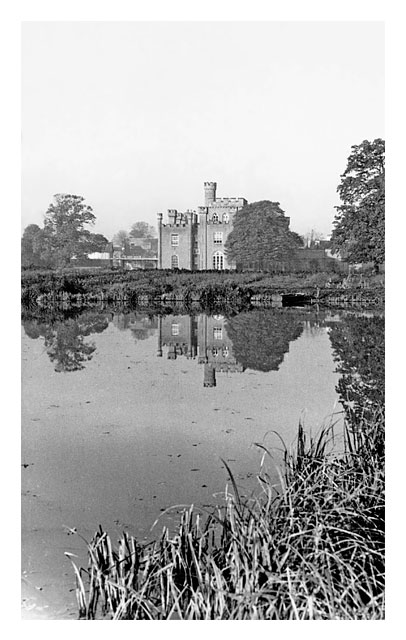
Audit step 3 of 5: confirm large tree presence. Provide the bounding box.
[225,201,299,269]
[112,230,131,253]
[21,224,44,267]
[129,221,156,238]
[84,233,109,254]
[42,194,100,267]
[331,139,385,270]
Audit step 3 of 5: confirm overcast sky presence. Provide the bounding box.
[21,21,384,240]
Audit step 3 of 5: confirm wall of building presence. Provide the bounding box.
[197,217,236,270]
[159,222,196,269]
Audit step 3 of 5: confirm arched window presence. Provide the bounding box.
[212,213,219,223]
[213,252,224,270]
[222,213,229,223]
[171,254,179,269]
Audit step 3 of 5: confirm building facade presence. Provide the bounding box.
[157,182,247,270]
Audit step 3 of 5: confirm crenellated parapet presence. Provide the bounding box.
[162,209,198,227]
[209,197,247,207]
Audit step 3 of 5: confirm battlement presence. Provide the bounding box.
[163,209,198,226]
[209,197,247,207]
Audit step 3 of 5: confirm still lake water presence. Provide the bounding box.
[21,305,383,619]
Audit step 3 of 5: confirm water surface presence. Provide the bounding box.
[22,306,375,619]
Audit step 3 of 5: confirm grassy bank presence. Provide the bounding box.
[22,267,384,310]
[67,409,384,620]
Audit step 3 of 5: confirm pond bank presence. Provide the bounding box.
[21,268,384,310]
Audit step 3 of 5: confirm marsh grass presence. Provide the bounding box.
[67,411,384,620]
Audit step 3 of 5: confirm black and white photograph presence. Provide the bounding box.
[18,13,387,624]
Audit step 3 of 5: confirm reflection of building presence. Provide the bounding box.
[197,315,244,373]
[112,312,158,336]
[157,313,244,386]
[157,182,248,270]
[157,315,198,360]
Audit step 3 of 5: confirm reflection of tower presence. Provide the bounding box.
[157,315,162,357]
[203,363,216,387]
[198,314,208,363]
[157,212,163,269]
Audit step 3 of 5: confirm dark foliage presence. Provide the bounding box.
[225,309,304,372]
[331,139,385,268]
[328,314,384,425]
[225,201,300,269]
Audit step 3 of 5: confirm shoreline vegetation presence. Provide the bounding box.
[21,267,385,311]
[67,408,384,620]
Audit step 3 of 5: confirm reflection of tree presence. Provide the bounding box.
[328,315,384,423]
[225,309,304,372]
[45,320,97,372]
[112,312,157,341]
[22,311,109,372]
[131,328,152,341]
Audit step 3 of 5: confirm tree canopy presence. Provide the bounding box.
[225,201,300,269]
[21,224,44,267]
[22,194,108,268]
[331,139,385,269]
[129,221,156,238]
[43,194,97,266]
[112,230,131,253]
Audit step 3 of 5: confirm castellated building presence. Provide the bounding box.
[157,182,248,270]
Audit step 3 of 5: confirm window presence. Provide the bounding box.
[222,346,229,357]
[213,327,223,340]
[213,252,224,270]
[213,231,223,244]
[212,347,219,357]
[171,254,179,269]
[171,324,179,336]
[212,213,219,223]
[193,247,200,255]
[222,213,230,223]
[171,234,179,246]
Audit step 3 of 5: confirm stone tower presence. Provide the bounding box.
[204,181,217,206]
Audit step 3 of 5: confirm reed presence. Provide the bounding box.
[67,409,384,620]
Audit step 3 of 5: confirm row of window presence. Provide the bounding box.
[170,252,224,269]
[171,231,224,246]
[171,325,224,340]
[212,213,229,223]
[212,347,229,357]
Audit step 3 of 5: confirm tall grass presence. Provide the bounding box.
[67,410,384,620]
